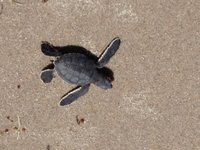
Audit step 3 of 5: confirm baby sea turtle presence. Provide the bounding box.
[40,37,121,106]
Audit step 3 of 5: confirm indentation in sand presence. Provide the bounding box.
[121,89,162,120]
[113,3,138,23]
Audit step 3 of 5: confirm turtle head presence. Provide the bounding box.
[94,67,114,90]
[94,74,113,90]
[95,79,112,89]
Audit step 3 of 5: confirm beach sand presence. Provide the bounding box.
[0,0,199,149]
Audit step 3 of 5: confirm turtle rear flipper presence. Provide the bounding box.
[97,37,121,68]
[40,69,54,83]
[59,84,90,106]
[41,41,61,56]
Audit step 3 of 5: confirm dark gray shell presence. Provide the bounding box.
[54,53,97,85]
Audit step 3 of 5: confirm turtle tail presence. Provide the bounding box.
[41,41,61,56]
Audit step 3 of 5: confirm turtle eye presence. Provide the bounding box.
[106,76,114,82]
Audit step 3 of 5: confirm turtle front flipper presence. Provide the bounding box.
[59,84,90,106]
[40,69,54,83]
[96,37,121,68]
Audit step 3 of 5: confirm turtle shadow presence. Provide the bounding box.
[42,63,54,70]
[42,44,114,81]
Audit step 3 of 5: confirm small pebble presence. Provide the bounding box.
[42,0,48,3]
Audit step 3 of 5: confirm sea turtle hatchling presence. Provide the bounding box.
[40,37,121,106]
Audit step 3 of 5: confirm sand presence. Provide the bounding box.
[0,0,199,149]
